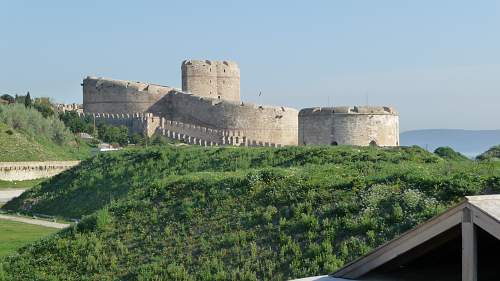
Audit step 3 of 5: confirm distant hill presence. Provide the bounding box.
[400,129,500,158]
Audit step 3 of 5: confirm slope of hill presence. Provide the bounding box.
[0,103,94,161]
[477,145,500,161]
[3,146,440,218]
[0,122,92,162]
[400,129,500,157]
[1,146,499,280]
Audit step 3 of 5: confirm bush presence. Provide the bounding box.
[434,146,469,161]
[0,104,72,145]
[32,98,55,118]
[0,94,14,104]
[129,133,145,145]
[59,111,94,134]
[477,145,500,161]
[97,124,128,146]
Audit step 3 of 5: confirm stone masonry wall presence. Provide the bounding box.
[84,113,286,147]
[161,92,298,146]
[78,113,162,137]
[181,60,240,102]
[83,76,174,114]
[299,106,399,146]
[0,161,81,181]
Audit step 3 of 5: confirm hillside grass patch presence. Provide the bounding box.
[0,219,58,258]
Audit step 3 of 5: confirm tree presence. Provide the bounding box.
[15,94,25,104]
[33,98,55,118]
[24,92,32,108]
[97,124,129,146]
[0,94,15,104]
[129,133,144,145]
[59,111,94,134]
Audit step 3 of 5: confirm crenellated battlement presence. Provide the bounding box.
[299,106,400,147]
[299,106,398,116]
[81,59,398,148]
[81,112,284,147]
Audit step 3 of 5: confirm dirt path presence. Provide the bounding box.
[0,214,69,229]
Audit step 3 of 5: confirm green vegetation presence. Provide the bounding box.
[0,122,92,162]
[0,179,45,190]
[60,111,147,146]
[32,97,56,118]
[0,104,94,161]
[0,219,58,258]
[59,111,95,135]
[434,146,469,161]
[477,145,500,161]
[1,145,499,280]
[0,95,14,104]
[97,124,129,146]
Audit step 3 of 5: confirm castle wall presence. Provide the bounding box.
[82,76,297,146]
[298,108,335,145]
[78,113,162,137]
[162,92,298,146]
[299,106,400,146]
[83,77,174,114]
[181,60,240,102]
[0,161,80,181]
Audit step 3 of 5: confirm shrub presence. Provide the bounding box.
[97,124,129,146]
[477,145,500,161]
[0,104,72,145]
[434,146,469,161]
[60,111,94,134]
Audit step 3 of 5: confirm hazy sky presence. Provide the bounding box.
[1,0,499,131]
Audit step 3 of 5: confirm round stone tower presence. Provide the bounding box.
[299,106,400,146]
[181,59,240,102]
[215,61,240,102]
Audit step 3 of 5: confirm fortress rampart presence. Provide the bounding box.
[82,76,298,146]
[161,92,298,146]
[78,112,162,137]
[181,60,240,102]
[83,77,175,114]
[82,59,399,147]
[299,106,399,146]
[80,113,283,147]
[0,161,81,181]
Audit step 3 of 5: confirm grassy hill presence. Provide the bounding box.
[1,146,499,280]
[0,122,92,161]
[0,220,58,258]
[0,103,95,161]
[477,145,500,161]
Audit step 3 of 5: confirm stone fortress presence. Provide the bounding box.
[81,59,399,147]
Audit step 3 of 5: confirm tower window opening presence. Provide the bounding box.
[369,140,378,147]
[331,141,338,146]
